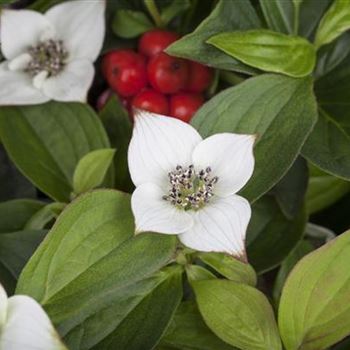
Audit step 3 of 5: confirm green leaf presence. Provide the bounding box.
[160,0,190,25]
[272,240,314,303]
[315,0,350,48]
[192,74,317,203]
[0,199,45,233]
[185,264,216,282]
[315,32,350,78]
[16,190,134,300]
[0,229,47,295]
[99,96,134,193]
[306,163,350,214]
[17,190,177,349]
[259,0,294,34]
[0,145,36,201]
[112,9,154,39]
[0,229,47,279]
[0,199,45,294]
[193,280,282,350]
[278,230,350,350]
[247,196,307,273]
[73,148,116,195]
[300,0,332,38]
[24,202,66,230]
[272,157,309,219]
[207,30,316,78]
[160,301,238,350]
[91,266,183,350]
[0,102,111,202]
[166,0,261,74]
[302,108,350,180]
[197,252,257,286]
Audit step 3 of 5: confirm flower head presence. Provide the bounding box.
[0,0,105,105]
[128,110,255,258]
[0,284,67,349]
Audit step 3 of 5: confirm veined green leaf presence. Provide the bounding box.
[194,280,282,350]
[17,190,177,349]
[247,196,307,273]
[166,0,261,74]
[160,301,238,350]
[207,30,316,78]
[112,9,154,38]
[73,148,115,195]
[306,163,350,214]
[279,230,350,350]
[192,74,317,203]
[197,252,257,286]
[315,0,350,48]
[302,108,350,180]
[0,102,111,202]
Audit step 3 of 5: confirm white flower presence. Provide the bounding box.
[0,284,67,350]
[128,110,255,258]
[0,0,105,105]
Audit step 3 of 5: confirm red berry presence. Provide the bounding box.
[186,61,213,93]
[170,93,204,123]
[139,30,180,58]
[102,49,147,97]
[132,89,169,115]
[147,52,188,94]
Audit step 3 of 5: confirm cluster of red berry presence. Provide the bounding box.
[101,30,213,123]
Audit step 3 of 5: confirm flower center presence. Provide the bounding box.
[26,39,68,76]
[163,164,218,210]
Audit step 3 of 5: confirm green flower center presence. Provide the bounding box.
[26,40,68,76]
[163,164,218,210]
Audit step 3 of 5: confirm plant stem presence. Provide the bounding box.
[144,0,164,28]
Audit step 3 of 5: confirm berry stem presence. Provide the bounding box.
[144,0,164,28]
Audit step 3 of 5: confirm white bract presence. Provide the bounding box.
[0,284,67,350]
[0,0,105,105]
[128,110,256,258]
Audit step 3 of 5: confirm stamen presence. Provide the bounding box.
[163,164,218,210]
[26,39,68,77]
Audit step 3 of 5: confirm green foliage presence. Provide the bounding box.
[166,0,261,74]
[279,230,350,350]
[99,96,134,193]
[112,10,154,39]
[0,145,36,201]
[193,280,282,350]
[192,74,317,203]
[185,264,216,282]
[272,157,309,219]
[160,0,190,25]
[207,30,316,78]
[73,148,116,195]
[17,190,177,349]
[0,102,111,202]
[315,0,350,48]
[0,199,44,233]
[273,240,314,303]
[306,164,350,214]
[0,199,47,294]
[260,0,294,34]
[197,252,257,286]
[247,196,307,273]
[159,301,238,350]
[91,265,183,350]
[302,109,350,180]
